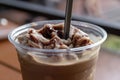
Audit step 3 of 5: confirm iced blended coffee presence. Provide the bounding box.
[8,20,107,80]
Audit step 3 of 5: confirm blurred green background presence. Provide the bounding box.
[102,34,120,54]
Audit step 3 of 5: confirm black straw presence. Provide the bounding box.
[64,0,73,39]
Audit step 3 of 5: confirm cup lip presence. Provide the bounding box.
[8,20,107,53]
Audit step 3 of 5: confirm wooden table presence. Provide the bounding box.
[0,40,120,80]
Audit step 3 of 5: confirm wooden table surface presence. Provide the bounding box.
[0,39,120,80]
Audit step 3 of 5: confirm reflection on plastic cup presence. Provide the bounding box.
[8,20,107,80]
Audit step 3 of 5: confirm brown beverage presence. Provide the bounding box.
[8,20,107,80]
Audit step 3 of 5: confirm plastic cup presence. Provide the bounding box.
[8,20,107,80]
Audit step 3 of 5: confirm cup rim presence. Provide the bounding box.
[8,20,107,53]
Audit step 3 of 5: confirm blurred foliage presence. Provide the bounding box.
[102,34,120,52]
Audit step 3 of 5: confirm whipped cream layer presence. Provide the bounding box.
[17,23,92,49]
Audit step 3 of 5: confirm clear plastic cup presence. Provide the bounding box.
[8,20,107,80]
